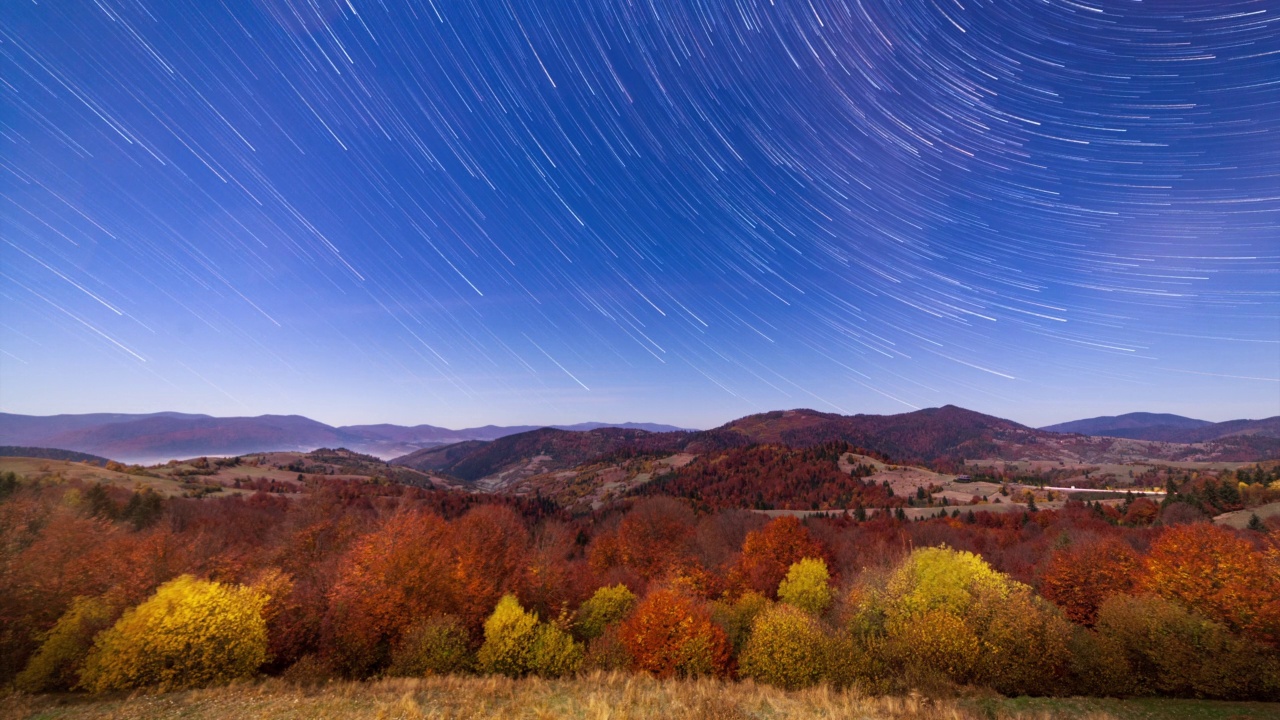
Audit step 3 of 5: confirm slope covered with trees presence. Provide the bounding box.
[3,464,1278,700]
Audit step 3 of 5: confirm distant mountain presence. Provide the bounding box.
[394,404,1280,488]
[0,412,690,464]
[394,427,690,488]
[0,446,113,465]
[1042,413,1280,443]
[1041,413,1212,438]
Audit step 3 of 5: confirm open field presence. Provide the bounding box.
[5,676,1279,720]
[0,457,240,498]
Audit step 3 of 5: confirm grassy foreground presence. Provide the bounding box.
[4,675,1279,720]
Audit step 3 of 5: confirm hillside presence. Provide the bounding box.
[0,446,112,465]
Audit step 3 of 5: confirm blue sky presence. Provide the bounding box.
[2,0,1277,429]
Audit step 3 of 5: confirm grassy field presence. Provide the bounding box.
[4,675,1279,720]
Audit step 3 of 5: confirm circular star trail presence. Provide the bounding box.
[2,0,1278,427]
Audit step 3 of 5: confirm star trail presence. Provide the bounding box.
[2,0,1278,428]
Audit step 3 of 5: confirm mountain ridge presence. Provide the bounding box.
[0,412,690,464]
[1042,412,1280,443]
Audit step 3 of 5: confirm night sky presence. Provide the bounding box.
[2,0,1278,429]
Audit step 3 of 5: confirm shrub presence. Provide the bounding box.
[79,575,269,692]
[885,608,980,687]
[884,545,1013,618]
[583,625,632,672]
[477,594,538,677]
[15,595,117,692]
[388,614,473,677]
[1066,626,1136,698]
[528,618,584,678]
[777,558,833,616]
[620,588,730,678]
[711,591,769,655]
[1096,594,1280,700]
[738,603,827,689]
[971,586,1073,696]
[575,584,637,640]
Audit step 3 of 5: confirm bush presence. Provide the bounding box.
[1096,594,1280,700]
[583,625,632,672]
[388,614,473,677]
[738,603,827,689]
[477,594,538,677]
[971,586,1073,696]
[711,591,769,655]
[777,558,833,616]
[528,619,584,678]
[15,595,117,692]
[79,576,269,692]
[884,545,1013,618]
[1066,626,1136,698]
[885,608,980,688]
[575,584,637,640]
[620,588,730,678]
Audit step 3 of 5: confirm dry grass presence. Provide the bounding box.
[0,674,1115,720]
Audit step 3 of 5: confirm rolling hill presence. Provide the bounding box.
[394,405,1280,490]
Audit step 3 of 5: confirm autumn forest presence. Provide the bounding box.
[2,448,1278,709]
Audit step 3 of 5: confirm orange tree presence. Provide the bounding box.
[731,516,826,597]
[322,510,457,675]
[1039,537,1140,625]
[1142,523,1280,644]
[619,587,730,678]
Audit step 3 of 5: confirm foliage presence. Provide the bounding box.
[583,625,632,672]
[1142,523,1280,644]
[387,614,473,677]
[711,591,770,655]
[739,603,828,689]
[528,617,585,678]
[323,510,456,676]
[884,545,1014,618]
[575,583,637,640]
[15,595,117,692]
[777,557,833,615]
[476,594,538,677]
[619,588,730,678]
[733,516,826,597]
[1095,594,1280,700]
[79,575,269,692]
[1039,537,1140,625]
[638,443,894,511]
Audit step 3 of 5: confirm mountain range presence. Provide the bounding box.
[1041,412,1280,443]
[2,407,1276,471]
[392,406,1280,489]
[0,412,687,464]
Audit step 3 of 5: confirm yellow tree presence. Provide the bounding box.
[79,575,269,692]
